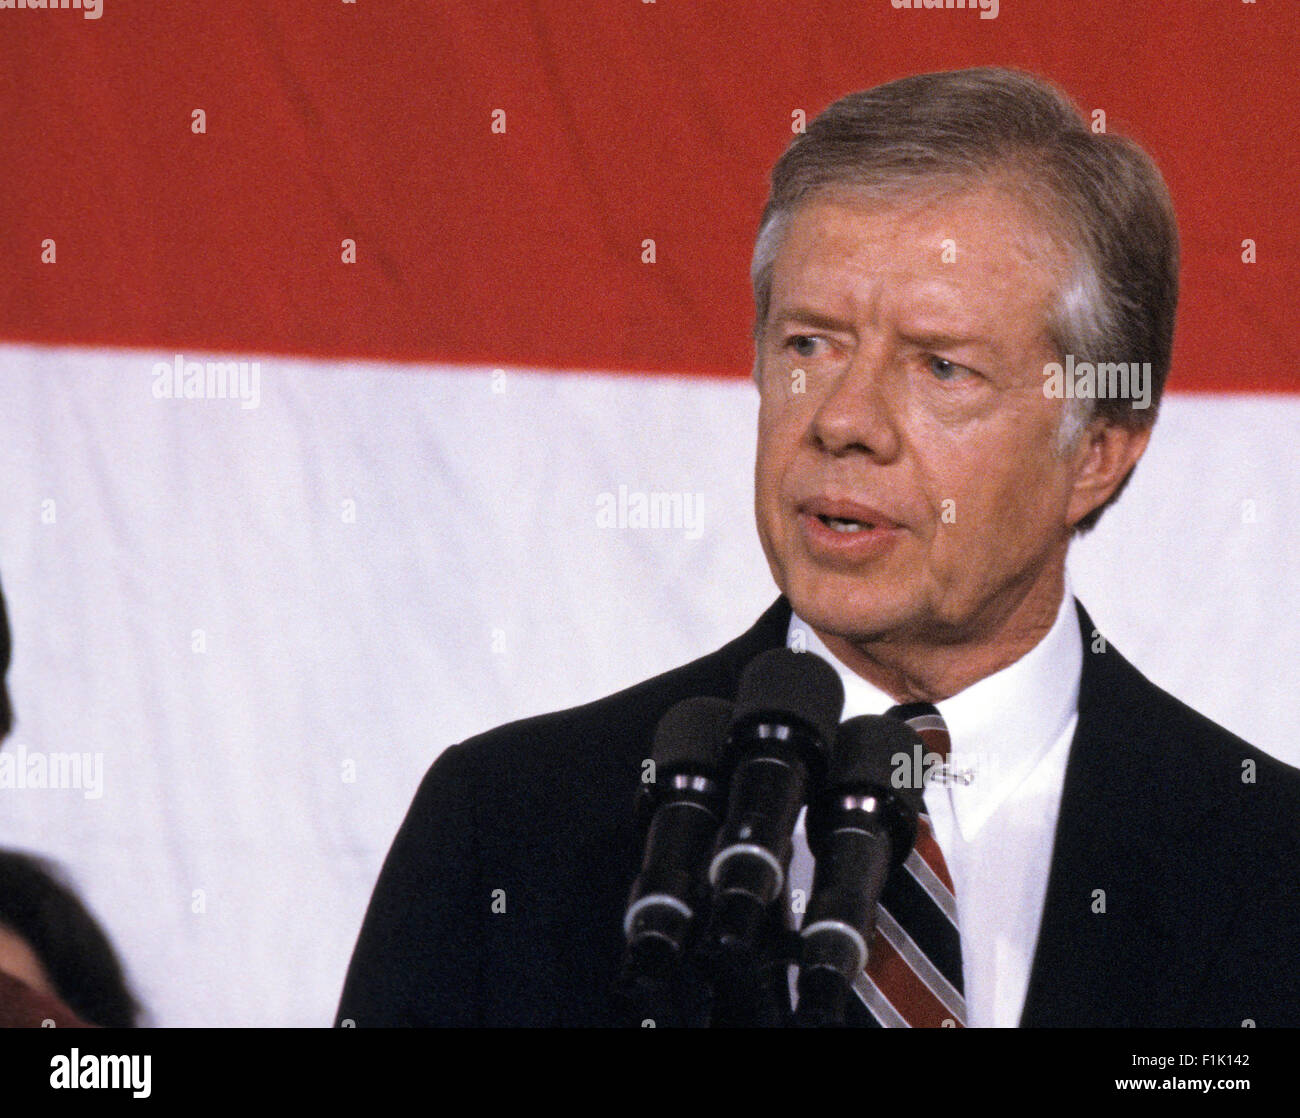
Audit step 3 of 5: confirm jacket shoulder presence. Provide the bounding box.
[1077,600,1300,824]
[442,597,792,787]
[335,599,790,1025]
[1025,603,1300,1026]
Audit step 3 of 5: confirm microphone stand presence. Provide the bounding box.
[618,897,797,1027]
[615,936,713,1028]
[695,892,798,1027]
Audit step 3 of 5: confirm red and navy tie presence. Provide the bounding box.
[850,702,966,1027]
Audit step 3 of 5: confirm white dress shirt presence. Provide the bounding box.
[786,580,1082,1027]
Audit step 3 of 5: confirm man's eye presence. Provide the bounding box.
[786,335,821,359]
[927,355,970,381]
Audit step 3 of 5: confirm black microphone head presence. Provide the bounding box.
[807,714,925,866]
[731,648,845,752]
[633,696,733,838]
[650,697,734,775]
[830,715,927,814]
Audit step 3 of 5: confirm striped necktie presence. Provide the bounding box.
[850,702,966,1027]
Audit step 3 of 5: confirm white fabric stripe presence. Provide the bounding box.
[904,847,958,924]
[852,971,910,1029]
[908,714,947,734]
[875,907,967,1023]
[2,349,1295,1029]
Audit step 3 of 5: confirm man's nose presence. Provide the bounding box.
[809,341,901,461]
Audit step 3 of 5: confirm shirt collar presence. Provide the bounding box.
[786,578,1082,840]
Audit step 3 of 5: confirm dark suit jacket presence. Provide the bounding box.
[336,598,1300,1027]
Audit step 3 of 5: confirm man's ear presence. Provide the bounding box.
[1065,419,1152,528]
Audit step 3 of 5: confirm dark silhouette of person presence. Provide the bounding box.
[0,574,141,1027]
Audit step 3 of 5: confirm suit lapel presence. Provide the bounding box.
[1020,601,1194,1026]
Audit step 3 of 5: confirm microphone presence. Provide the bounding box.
[795,714,926,1027]
[706,648,844,952]
[617,696,733,1025]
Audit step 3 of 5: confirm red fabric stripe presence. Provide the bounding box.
[0,2,1295,389]
[865,931,961,1029]
[915,726,950,757]
[913,820,956,896]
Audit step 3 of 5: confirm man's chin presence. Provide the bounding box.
[783,571,917,646]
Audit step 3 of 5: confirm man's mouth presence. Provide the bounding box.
[798,497,900,530]
[794,499,903,561]
[817,514,876,534]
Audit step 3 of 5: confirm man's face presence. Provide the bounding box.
[754,187,1083,650]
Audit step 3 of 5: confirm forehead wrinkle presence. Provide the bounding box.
[771,256,887,334]
[771,191,1064,367]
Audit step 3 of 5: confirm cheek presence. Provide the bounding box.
[754,401,774,481]
[919,428,1068,554]
[753,408,780,538]
[755,392,801,494]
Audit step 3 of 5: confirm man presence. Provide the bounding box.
[337,67,1300,1027]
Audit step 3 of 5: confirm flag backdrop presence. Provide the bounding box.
[0,2,1296,1026]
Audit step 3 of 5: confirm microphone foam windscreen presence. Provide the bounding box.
[650,696,734,774]
[731,648,845,749]
[832,715,926,805]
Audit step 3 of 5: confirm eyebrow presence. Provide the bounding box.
[900,329,1002,358]
[768,310,1002,360]
[767,307,855,334]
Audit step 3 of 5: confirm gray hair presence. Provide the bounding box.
[750,67,1179,532]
